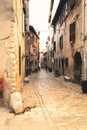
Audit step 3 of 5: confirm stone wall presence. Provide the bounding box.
[54,1,82,80]
[0,0,25,106]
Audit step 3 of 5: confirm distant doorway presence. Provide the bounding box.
[25,56,29,76]
[62,58,64,75]
[74,52,82,83]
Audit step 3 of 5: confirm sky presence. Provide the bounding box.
[29,0,59,51]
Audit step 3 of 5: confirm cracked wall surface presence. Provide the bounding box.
[0,0,25,106]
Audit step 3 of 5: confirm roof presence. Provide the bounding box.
[48,0,54,23]
[29,25,39,39]
[52,0,66,26]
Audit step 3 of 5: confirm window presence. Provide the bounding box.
[59,35,63,49]
[59,58,60,67]
[58,2,68,25]
[70,0,75,10]
[67,0,71,13]
[65,58,68,67]
[62,58,64,67]
[70,22,76,44]
[54,41,56,51]
[25,56,29,67]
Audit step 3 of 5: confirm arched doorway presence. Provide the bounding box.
[74,52,82,83]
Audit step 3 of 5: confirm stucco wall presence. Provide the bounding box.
[63,2,82,78]
[0,0,12,21]
[54,1,82,79]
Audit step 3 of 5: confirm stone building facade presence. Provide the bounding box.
[29,25,39,73]
[23,0,30,76]
[51,0,85,83]
[82,0,87,81]
[0,0,25,106]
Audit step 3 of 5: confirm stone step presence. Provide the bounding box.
[24,77,29,83]
[63,75,71,82]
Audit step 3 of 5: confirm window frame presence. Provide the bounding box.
[69,21,76,44]
[59,35,63,49]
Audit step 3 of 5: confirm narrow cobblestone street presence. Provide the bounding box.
[0,69,87,130]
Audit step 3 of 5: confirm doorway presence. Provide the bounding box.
[74,52,82,83]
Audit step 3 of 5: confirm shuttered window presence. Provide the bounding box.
[54,41,56,51]
[70,22,76,44]
[59,35,63,49]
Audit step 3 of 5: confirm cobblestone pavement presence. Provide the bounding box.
[0,69,87,130]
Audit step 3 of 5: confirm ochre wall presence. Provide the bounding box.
[0,0,25,106]
[54,1,82,79]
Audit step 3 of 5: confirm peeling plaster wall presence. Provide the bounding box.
[0,0,25,106]
[54,1,82,80]
[81,0,87,80]
[62,2,82,79]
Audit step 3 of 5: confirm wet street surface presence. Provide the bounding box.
[0,69,87,130]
